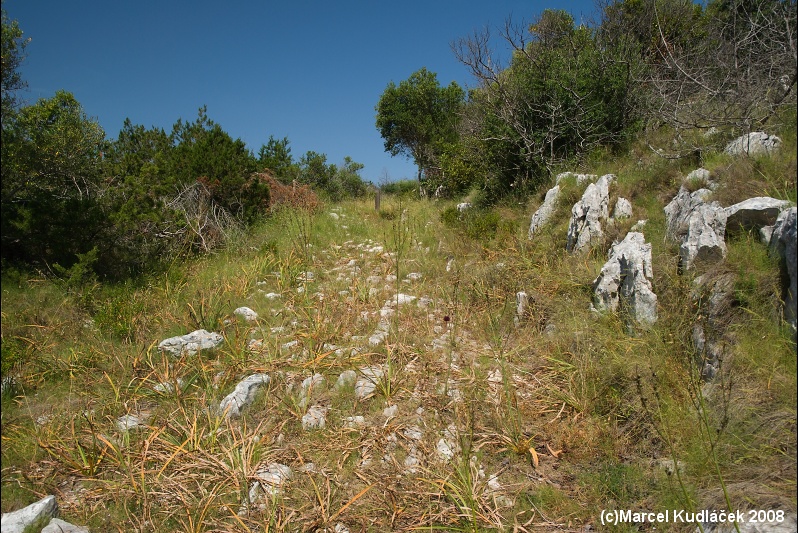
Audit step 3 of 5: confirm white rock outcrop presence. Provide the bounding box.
[769,207,797,334]
[566,174,615,253]
[527,185,560,239]
[1,495,58,533]
[680,203,728,270]
[724,131,782,156]
[593,232,658,325]
[664,185,727,270]
[724,197,792,233]
[664,186,713,242]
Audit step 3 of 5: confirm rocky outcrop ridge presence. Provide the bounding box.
[566,174,615,253]
[593,232,658,326]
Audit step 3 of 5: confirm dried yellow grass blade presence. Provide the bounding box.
[329,483,374,522]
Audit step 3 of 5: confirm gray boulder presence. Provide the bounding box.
[219,373,271,418]
[725,197,793,234]
[566,174,615,253]
[725,131,782,156]
[769,207,797,333]
[528,185,560,239]
[158,329,224,357]
[593,232,658,326]
[679,203,728,270]
[1,495,58,533]
[664,186,713,242]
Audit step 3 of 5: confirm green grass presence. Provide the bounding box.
[2,122,796,531]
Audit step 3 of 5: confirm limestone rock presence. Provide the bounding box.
[613,197,633,219]
[41,518,90,533]
[219,373,271,418]
[684,168,718,190]
[158,329,224,357]
[514,291,529,327]
[680,203,728,270]
[527,185,560,239]
[302,405,328,429]
[233,306,259,322]
[1,495,58,533]
[566,174,615,252]
[555,172,597,185]
[725,197,792,234]
[456,202,472,212]
[116,412,150,432]
[335,370,357,390]
[253,463,292,496]
[354,366,384,400]
[769,207,797,333]
[724,131,782,156]
[593,232,658,325]
[664,186,713,242]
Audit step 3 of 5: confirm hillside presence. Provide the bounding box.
[2,123,796,532]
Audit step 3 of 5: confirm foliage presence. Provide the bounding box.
[257,135,296,181]
[600,0,797,149]
[0,8,28,120]
[1,90,108,272]
[295,151,368,201]
[375,67,465,180]
[380,179,420,197]
[452,9,642,200]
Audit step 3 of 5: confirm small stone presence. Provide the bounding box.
[613,197,633,219]
[335,370,357,390]
[254,463,292,496]
[233,306,258,322]
[158,329,224,357]
[219,374,271,418]
[302,405,328,429]
[116,412,150,432]
[343,416,366,428]
[355,366,384,400]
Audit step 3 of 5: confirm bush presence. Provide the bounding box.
[381,179,420,197]
[440,206,504,242]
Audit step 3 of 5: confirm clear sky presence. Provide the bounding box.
[5,0,598,184]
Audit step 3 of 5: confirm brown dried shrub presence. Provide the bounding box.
[253,172,320,212]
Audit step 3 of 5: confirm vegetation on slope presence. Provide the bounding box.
[2,116,796,530]
[2,0,796,530]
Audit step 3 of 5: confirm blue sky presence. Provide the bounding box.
[6,0,598,184]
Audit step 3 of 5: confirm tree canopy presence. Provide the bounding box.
[375,67,465,181]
